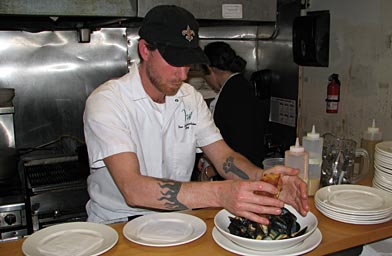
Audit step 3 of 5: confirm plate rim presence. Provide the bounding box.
[374,165,392,177]
[212,227,322,256]
[315,184,392,214]
[374,157,392,169]
[22,221,119,256]
[315,201,391,220]
[373,179,392,192]
[375,161,392,171]
[122,212,206,247]
[316,204,392,224]
[375,141,392,155]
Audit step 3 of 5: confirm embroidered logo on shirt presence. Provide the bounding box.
[182,25,195,42]
[178,108,196,129]
[183,109,192,122]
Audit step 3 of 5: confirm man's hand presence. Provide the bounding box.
[217,180,285,224]
[263,165,309,216]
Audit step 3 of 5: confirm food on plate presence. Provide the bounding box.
[228,207,307,240]
[227,173,307,240]
[254,173,282,198]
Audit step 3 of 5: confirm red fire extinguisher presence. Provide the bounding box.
[325,74,340,113]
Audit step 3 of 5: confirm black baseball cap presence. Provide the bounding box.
[139,5,209,67]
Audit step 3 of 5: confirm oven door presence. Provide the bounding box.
[0,200,28,241]
[29,186,89,231]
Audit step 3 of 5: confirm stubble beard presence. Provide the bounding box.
[146,65,182,97]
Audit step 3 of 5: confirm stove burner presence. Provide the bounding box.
[24,155,88,193]
[27,161,84,187]
[22,155,89,233]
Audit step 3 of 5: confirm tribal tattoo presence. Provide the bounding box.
[158,180,188,210]
[223,156,249,180]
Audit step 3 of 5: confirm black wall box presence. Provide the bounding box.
[292,11,330,67]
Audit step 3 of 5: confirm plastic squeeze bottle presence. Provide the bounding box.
[302,125,323,196]
[361,119,382,178]
[285,137,309,183]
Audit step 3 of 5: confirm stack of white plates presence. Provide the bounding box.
[315,185,392,224]
[373,141,392,193]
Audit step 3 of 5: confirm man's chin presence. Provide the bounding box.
[165,87,181,96]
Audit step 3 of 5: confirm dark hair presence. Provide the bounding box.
[203,42,246,73]
[200,64,211,75]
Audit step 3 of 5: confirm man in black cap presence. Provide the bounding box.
[83,5,308,224]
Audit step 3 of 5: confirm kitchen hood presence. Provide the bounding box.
[0,0,277,21]
[0,0,138,32]
[0,0,277,32]
[0,0,137,17]
[138,0,277,22]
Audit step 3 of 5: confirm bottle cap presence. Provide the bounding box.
[290,137,305,153]
[363,119,382,141]
[367,119,380,133]
[306,125,320,139]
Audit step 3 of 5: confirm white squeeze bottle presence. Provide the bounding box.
[361,119,382,179]
[285,137,309,183]
[302,125,323,196]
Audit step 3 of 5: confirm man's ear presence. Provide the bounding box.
[138,39,150,61]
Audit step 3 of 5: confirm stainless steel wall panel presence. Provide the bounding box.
[126,27,141,67]
[0,28,128,150]
[256,0,300,151]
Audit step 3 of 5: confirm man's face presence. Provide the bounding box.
[144,47,191,96]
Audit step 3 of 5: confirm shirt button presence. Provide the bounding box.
[175,99,179,102]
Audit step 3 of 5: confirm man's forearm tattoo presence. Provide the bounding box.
[223,156,249,180]
[158,180,188,210]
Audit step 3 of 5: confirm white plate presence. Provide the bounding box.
[315,198,389,217]
[375,156,392,167]
[375,153,392,162]
[374,164,392,177]
[315,196,392,217]
[315,203,391,220]
[123,212,206,247]
[375,141,392,156]
[374,172,392,185]
[316,204,392,224]
[373,179,392,193]
[315,202,391,221]
[374,157,392,170]
[315,185,392,214]
[374,161,392,175]
[22,222,118,256]
[212,227,322,256]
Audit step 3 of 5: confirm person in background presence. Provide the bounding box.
[198,42,265,181]
[83,5,308,225]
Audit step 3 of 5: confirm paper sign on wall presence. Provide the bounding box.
[222,4,243,19]
[269,97,296,127]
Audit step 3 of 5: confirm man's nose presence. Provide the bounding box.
[176,66,190,81]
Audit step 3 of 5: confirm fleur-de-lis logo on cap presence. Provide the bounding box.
[182,25,195,42]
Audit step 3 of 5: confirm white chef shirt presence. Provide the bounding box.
[83,64,222,223]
